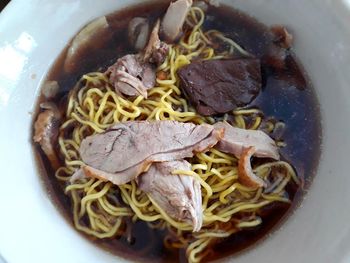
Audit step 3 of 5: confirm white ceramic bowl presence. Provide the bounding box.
[0,0,350,262]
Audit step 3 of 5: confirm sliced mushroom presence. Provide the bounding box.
[238,146,267,189]
[64,16,111,73]
[128,17,150,51]
[161,0,193,43]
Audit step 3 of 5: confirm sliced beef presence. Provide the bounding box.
[214,122,279,160]
[33,103,61,170]
[138,160,202,232]
[177,58,262,116]
[73,120,224,184]
[161,0,193,43]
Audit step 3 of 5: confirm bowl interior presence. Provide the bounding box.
[0,0,350,262]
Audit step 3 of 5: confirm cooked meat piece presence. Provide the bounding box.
[238,146,266,188]
[161,0,193,43]
[108,18,170,98]
[271,25,293,49]
[106,54,156,98]
[178,58,262,116]
[80,120,223,173]
[138,160,202,232]
[73,121,224,184]
[128,17,150,51]
[33,103,61,170]
[64,16,111,73]
[70,160,151,185]
[143,20,169,65]
[88,164,150,184]
[214,122,279,160]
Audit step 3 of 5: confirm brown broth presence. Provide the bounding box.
[33,1,322,262]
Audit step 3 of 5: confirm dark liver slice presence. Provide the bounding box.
[177,58,262,116]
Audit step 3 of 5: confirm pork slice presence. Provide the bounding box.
[214,122,279,160]
[85,163,149,185]
[138,160,202,232]
[72,125,223,184]
[80,121,221,173]
[161,0,193,43]
[106,54,156,98]
[148,126,224,161]
[70,162,150,185]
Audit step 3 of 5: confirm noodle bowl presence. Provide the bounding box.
[54,7,299,263]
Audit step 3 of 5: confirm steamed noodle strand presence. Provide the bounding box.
[55,7,298,263]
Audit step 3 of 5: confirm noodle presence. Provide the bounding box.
[54,7,299,263]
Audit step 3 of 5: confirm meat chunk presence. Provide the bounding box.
[107,20,169,98]
[178,59,262,116]
[214,122,279,160]
[33,103,61,169]
[161,0,193,43]
[271,25,293,49]
[106,54,156,98]
[128,17,150,51]
[73,121,224,184]
[238,146,266,188]
[143,20,169,65]
[138,160,202,231]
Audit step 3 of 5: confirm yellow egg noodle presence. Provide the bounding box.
[55,7,299,263]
